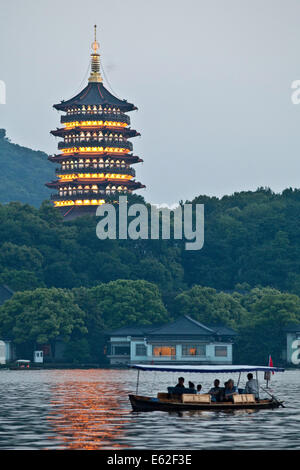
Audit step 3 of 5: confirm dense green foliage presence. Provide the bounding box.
[0,199,185,294]
[2,184,300,296]
[173,286,247,328]
[1,282,299,364]
[184,188,300,294]
[72,280,169,360]
[0,129,53,207]
[0,288,87,345]
[0,280,168,362]
[1,132,300,363]
[173,285,300,364]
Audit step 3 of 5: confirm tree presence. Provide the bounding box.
[74,279,170,330]
[0,242,43,271]
[43,262,78,288]
[0,288,87,350]
[72,280,169,361]
[0,130,53,207]
[0,269,45,291]
[235,287,300,364]
[63,338,91,363]
[174,285,247,328]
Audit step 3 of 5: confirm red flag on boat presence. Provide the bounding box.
[268,355,275,374]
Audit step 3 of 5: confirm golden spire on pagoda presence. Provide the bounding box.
[88,25,102,83]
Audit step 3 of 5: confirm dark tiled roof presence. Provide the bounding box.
[106,325,159,337]
[0,285,14,306]
[54,82,136,112]
[207,325,238,336]
[147,316,216,337]
[106,316,237,338]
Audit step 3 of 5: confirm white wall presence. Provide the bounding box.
[0,340,12,364]
[131,339,148,361]
[130,340,233,364]
[0,340,5,364]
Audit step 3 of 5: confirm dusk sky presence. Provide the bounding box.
[1,0,300,205]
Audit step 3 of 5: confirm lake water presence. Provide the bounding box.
[0,368,299,450]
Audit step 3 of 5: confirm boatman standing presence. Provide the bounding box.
[244,373,259,398]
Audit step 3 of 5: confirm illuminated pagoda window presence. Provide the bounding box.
[46,25,145,219]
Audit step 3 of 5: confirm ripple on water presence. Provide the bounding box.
[0,368,299,449]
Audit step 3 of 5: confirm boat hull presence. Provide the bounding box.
[129,394,281,412]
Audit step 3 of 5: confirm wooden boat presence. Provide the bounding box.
[9,359,31,370]
[129,364,285,412]
[129,394,281,412]
[9,359,41,370]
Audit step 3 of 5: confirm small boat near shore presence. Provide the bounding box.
[8,359,41,370]
[129,364,285,412]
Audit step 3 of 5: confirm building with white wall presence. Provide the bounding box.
[0,340,14,364]
[106,315,237,366]
[0,286,15,364]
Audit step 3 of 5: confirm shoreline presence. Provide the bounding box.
[1,364,299,371]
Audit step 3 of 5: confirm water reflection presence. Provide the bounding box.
[180,408,259,418]
[47,371,130,449]
[0,368,299,449]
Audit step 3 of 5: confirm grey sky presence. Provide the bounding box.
[1,0,300,205]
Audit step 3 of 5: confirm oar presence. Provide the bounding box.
[260,385,285,408]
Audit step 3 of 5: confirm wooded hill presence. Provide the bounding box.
[1,129,300,363]
[0,129,52,207]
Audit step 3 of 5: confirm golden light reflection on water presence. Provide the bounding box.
[0,369,299,449]
[46,370,131,450]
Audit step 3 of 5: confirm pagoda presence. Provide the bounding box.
[46,26,145,219]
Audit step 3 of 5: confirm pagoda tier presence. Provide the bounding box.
[47,178,144,209]
[46,25,145,219]
[60,112,130,124]
[47,179,143,192]
[53,81,137,113]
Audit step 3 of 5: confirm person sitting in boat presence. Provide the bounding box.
[173,377,186,394]
[208,379,222,402]
[224,379,238,402]
[188,381,195,390]
[244,373,259,399]
[196,384,202,394]
[167,377,187,396]
[175,377,185,388]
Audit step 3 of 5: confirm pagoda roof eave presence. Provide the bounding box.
[53,82,137,112]
[48,153,143,163]
[50,127,140,138]
[46,179,145,189]
[47,178,141,185]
